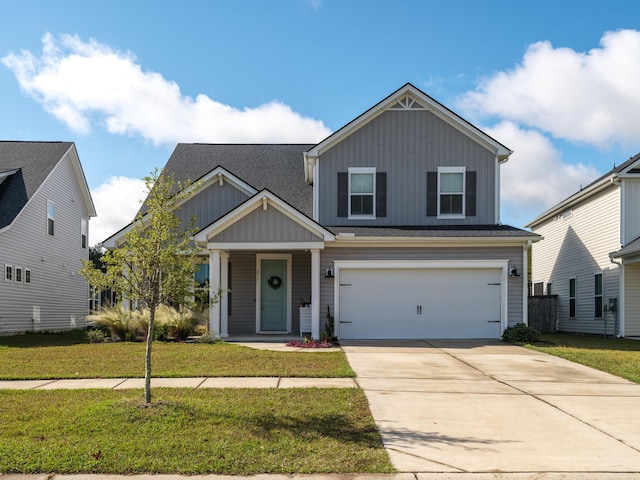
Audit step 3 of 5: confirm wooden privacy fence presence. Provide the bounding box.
[528,295,558,333]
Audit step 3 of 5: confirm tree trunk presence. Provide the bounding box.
[144,305,155,404]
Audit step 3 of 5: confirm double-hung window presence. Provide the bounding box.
[438,167,465,218]
[5,265,12,282]
[15,267,22,283]
[348,167,375,218]
[47,200,55,236]
[569,278,576,318]
[81,218,88,249]
[594,273,603,318]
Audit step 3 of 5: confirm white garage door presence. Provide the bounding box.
[338,267,503,339]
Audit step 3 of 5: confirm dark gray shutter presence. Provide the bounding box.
[337,172,348,217]
[376,172,387,217]
[426,171,437,216]
[465,171,476,217]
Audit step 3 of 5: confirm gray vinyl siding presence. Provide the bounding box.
[177,181,248,230]
[319,246,524,332]
[531,186,621,336]
[226,250,311,335]
[623,264,640,336]
[0,151,91,333]
[622,178,640,244]
[210,206,322,243]
[318,110,497,226]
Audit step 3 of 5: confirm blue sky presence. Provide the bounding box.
[2,0,640,244]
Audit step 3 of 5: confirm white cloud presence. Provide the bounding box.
[90,176,146,246]
[487,121,599,226]
[2,33,331,144]
[459,29,640,148]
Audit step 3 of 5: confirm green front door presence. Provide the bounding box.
[261,259,288,331]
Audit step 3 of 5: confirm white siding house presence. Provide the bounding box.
[0,142,96,333]
[527,153,640,337]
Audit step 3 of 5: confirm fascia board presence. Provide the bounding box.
[194,190,335,243]
[307,83,511,160]
[329,236,539,248]
[67,144,97,217]
[526,177,614,228]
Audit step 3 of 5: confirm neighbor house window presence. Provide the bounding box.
[438,167,465,217]
[5,265,12,282]
[81,218,88,249]
[15,267,22,283]
[348,167,375,218]
[25,269,31,284]
[47,200,55,236]
[595,273,603,318]
[569,278,576,318]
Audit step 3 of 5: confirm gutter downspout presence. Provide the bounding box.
[609,253,623,338]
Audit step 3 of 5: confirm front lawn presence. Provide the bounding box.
[0,331,353,380]
[0,388,394,474]
[527,333,640,383]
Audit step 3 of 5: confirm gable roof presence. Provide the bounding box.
[527,152,640,228]
[141,143,314,217]
[305,83,512,162]
[0,141,95,230]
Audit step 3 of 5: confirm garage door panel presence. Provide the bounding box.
[339,268,502,339]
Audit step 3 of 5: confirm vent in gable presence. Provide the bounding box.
[389,93,426,110]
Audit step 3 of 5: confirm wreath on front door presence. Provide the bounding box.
[267,275,282,289]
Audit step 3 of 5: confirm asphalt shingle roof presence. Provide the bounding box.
[141,144,314,217]
[0,141,72,229]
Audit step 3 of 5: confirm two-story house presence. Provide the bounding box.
[0,141,96,333]
[104,84,538,339]
[527,153,640,338]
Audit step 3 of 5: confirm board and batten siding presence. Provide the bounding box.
[0,151,91,333]
[622,178,640,245]
[319,246,524,332]
[226,250,311,335]
[317,110,497,226]
[623,263,640,336]
[177,181,248,231]
[531,186,621,335]
[210,206,323,243]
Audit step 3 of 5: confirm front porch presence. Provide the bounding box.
[205,248,324,339]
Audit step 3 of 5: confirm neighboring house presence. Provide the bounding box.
[527,153,640,338]
[0,141,96,333]
[104,83,538,339]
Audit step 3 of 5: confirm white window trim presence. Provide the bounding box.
[569,277,577,318]
[47,200,55,236]
[25,268,31,284]
[5,264,13,282]
[437,166,466,219]
[595,271,604,319]
[81,218,88,249]
[15,266,22,283]
[348,167,376,220]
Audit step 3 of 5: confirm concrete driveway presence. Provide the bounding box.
[342,339,640,474]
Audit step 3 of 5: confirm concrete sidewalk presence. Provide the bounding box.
[342,339,640,475]
[0,376,357,390]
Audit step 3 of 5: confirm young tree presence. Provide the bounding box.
[81,168,200,403]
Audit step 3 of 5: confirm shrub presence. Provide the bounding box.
[502,323,541,344]
[86,305,138,341]
[86,329,108,343]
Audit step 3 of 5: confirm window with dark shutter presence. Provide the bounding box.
[426,171,437,216]
[465,171,476,217]
[337,172,348,217]
[376,172,387,218]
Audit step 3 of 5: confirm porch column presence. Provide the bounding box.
[311,249,320,339]
[209,250,221,336]
[220,251,229,338]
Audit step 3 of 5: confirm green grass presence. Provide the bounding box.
[0,388,394,474]
[0,331,353,380]
[527,333,640,383]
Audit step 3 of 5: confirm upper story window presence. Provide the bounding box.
[47,200,55,236]
[337,169,387,219]
[438,167,465,218]
[81,218,88,249]
[349,168,375,218]
[427,168,476,219]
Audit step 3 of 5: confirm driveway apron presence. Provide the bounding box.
[341,339,640,473]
